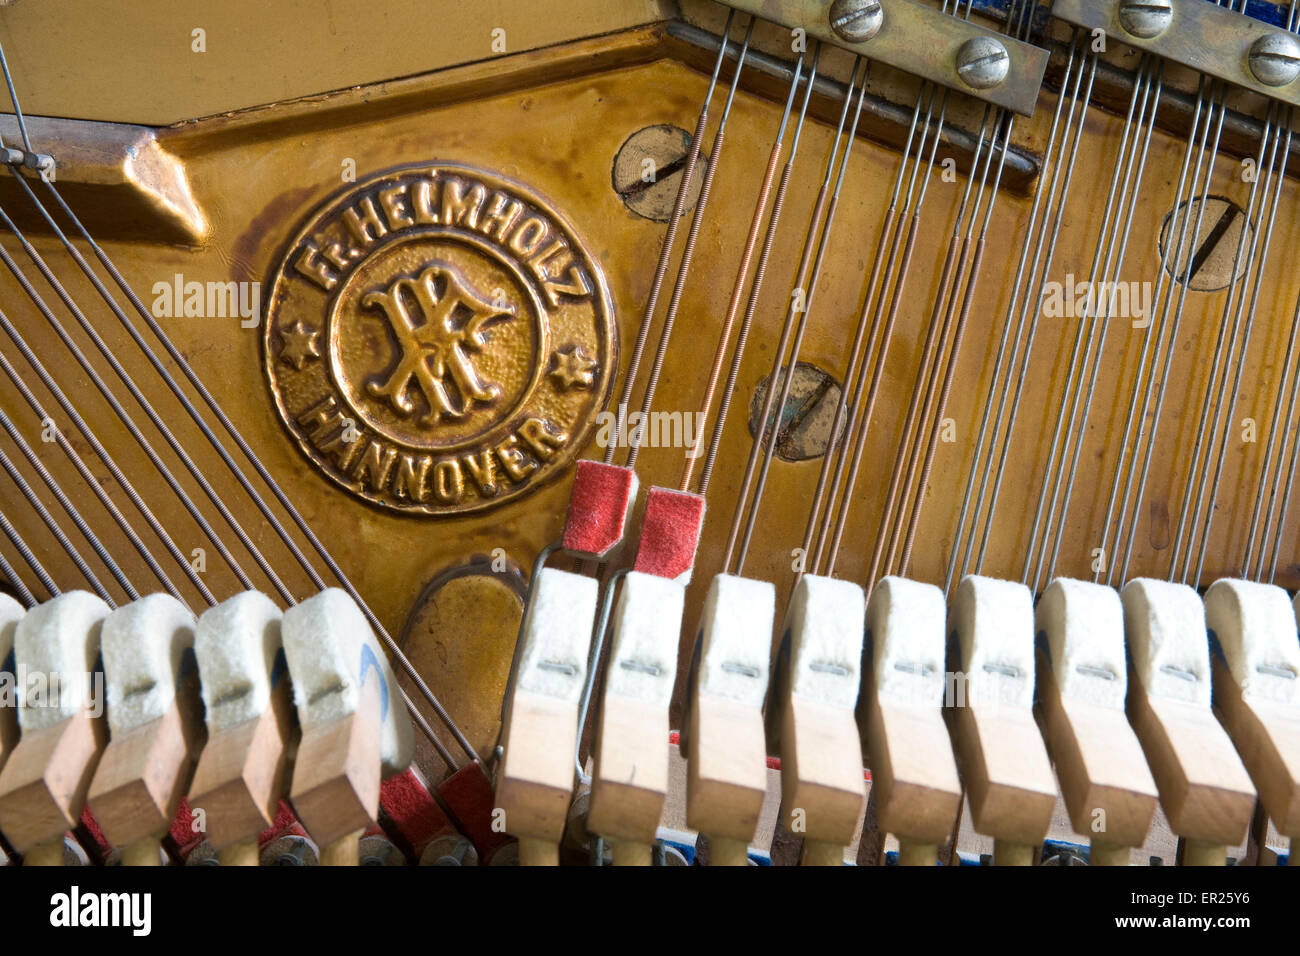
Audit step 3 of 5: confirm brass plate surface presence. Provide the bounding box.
[263,164,615,516]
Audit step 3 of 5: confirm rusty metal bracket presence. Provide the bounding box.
[1053,0,1300,107]
[0,146,54,180]
[718,0,1050,114]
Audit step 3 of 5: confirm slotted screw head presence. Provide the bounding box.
[1250,33,1300,87]
[1117,0,1173,39]
[829,0,883,43]
[956,36,1009,90]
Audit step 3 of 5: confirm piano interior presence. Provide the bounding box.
[0,0,1295,876]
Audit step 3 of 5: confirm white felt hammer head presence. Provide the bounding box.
[1034,578,1126,710]
[783,574,865,710]
[194,591,284,735]
[951,575,1035,710]
[697,573,775,707]
[1120,578,1211,708]
[605,571,685,708]
[280,589,414,777]
[1204,578,1300,707]
[101,594,197,737]
[15,591,110,733]
[515,567,599,704]
[866,576,946,707]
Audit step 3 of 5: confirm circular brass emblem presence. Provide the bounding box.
[263,164,615,515]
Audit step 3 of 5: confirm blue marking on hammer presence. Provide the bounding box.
[360,643,390,722]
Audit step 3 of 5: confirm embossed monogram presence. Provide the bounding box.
[263,164,614,516]
[362,262,513,424]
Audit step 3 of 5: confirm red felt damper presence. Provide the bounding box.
[378,766,453,857]
[169,798,194,847]
[169,798,205,857]
[438,762,509,859]
[562,460,638,559]
[633,486,706,581]
[79,805,111,856]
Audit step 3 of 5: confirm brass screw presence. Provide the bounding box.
[1117,0,1173,39]
[1250,33,1300,87]
[612,125,706,222]
[956,36,1010,90]
[829,0,884,43]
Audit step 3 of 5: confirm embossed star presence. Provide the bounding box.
[549,344,597,391]
[279,320,321,371]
